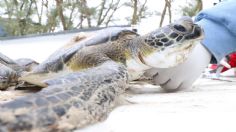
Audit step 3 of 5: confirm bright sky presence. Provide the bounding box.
[82,0,219,29]
[123,0,218,34]
[0,0,219,32]
[73,0,216,35]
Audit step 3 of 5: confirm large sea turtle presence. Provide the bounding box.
[0,17,204,131]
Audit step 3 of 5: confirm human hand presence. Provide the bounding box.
[144,43,211,92]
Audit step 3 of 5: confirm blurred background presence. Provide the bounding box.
[0,0,222,62]
[0,0,221,37]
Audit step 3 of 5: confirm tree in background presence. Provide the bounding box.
[0,0,123,36]
[0,0,38,36]
[76,0,94,28]
[181,0,203,17]
[159,0,172,27]
[96,0,124,27]
[0,0,203,36]
[124,0,148,25]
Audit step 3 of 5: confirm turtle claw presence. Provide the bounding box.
[15,81,41,90]
[115,95,136,105]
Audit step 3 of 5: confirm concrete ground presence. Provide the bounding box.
[76,70,236,132]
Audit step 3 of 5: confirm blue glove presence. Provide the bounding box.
[195,0,236,63]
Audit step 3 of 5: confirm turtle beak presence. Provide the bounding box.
[185,24,204,40]
[195,24,205,40]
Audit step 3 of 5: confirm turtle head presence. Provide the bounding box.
[142,16,204,68]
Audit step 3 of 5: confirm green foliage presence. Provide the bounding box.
[182,3,197,17]
[0,0,46,36]
[0,0,147,36]
[181,0,202,17]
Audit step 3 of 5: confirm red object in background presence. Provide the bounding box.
[221,52,236,72]
[209,64,218,70]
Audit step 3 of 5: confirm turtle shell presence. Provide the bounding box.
[0,52,22,72]
[15,58,39,72]
[32,27,138,73]
[0,52,18,66]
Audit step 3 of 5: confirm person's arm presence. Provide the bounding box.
[195,0,236,63]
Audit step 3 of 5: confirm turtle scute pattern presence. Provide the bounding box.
[0,61,128,131]
[144,17,202,49]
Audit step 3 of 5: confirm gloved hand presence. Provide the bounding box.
[144,43,212,92]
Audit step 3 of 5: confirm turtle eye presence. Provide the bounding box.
[173,25,186,32]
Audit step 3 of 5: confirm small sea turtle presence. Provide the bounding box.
[0,17,204,131]
[0,53,38,90]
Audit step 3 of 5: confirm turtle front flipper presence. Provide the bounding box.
[18,70,72,87]
[0,60,128,131]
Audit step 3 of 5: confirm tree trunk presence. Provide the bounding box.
[76,14,84,28]
[80,0,92,27]
[166,0,172,23]
[159,1,167,27]
[138,0,147,21]
[131,0,138,25]
[97,0,106,26]
[159,0,172,27]
[55,0,67,30]
[105,0,121,26]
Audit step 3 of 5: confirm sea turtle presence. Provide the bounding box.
[0,16,204,131]
[0,53,38,90]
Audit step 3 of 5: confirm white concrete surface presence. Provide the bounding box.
[77,75,236,132]
[0,33,78,62]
